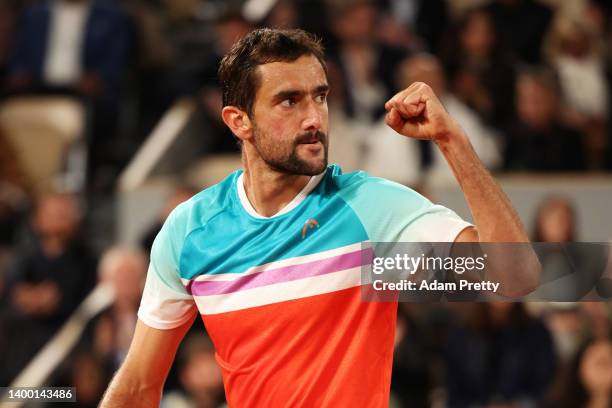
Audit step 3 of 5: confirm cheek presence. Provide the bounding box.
[259,119,296,143]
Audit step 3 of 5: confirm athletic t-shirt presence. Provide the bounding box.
[138,164,471,407]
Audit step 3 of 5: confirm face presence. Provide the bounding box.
[35,194,80,240]
[538,199,573,242]
[580,341,612,394]
[517,77,556,129]
[182,351,224,394]
[334,3,376,43]
[101,253,146,308]
[217,19,252,54]
[250,54,329,175]
[400,57,446,95]
[461,11,494,58]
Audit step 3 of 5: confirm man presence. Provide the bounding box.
[364,53,502,186]
[1,193,96,385]
[101,29,536,407]
[504,67,586,171]
[7,0,129,96]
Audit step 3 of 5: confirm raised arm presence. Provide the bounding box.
[384,82,540,295]
[99,316,195,407]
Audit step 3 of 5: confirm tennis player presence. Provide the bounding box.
[100,28,537,407]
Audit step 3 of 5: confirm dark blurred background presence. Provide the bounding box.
[0,0,611,407]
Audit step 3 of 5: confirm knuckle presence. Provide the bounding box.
[418,82,431,92]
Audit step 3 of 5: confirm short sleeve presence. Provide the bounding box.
[337,173,473,243]
[396,204,473,243]
[137,208,197,330]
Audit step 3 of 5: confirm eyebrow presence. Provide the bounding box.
[272,84,329,103]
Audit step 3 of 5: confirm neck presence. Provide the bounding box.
[241,150,311,217]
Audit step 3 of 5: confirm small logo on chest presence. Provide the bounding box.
[301,218,319,238]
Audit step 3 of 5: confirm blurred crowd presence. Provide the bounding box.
[1,0,612,188]
[0,190,610,407]
[0,0,612,407]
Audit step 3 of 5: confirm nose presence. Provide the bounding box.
[301,99,324,132]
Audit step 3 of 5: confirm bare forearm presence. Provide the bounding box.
[437,128,540,295]
[384,82,538,295]
[436,129,528,243]
[99,368,162,408]
[99,319,193,407]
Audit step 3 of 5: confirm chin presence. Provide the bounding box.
[303,153,327,171]
[293,160,326,176]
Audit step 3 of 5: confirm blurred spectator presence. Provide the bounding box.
[391,304,453,407]
[441,7,516,130]
[127,0,173,70]
[0,127,30,249]
[530,197,609,301]
[93,247,146,369]
[141,186,196,253]
[327,0,409,122]
[374,1,425,54]
[148,9,248,169]
[504,67,587,171]
[69,350,110,408]
[47,246,147,406]
[0,192,96,385]
[123,0,175,140]
[531,196,610,357]
[0,127,29,303]
[6,0,132,190]
[408,53,502,181]
[539,303,584,364]
[326,59,366,173]
[6,0,130,98]
[196,10,251,154]
[579,303,612,340]
[445,302,557,407]
[546,16,610,169]
[378,0,450,55]
[546,338,612,408]
[294,0,330,39]
[157,0,214,99]
[533,196,576,242]
[485,0,554,64]
[9,192,96,313]
[547,17,609,121]
[363,53,502,186]
[0,0,18,88]
[161,334,225,408]
[264,0,299,29]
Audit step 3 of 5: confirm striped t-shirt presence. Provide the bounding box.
[137,164,470,407]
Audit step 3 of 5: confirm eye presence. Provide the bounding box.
[314,93,327,103]
[280,97,297,107]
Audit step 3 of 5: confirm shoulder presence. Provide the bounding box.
[162,171,239,243]
[327,165,470,242]
[329,165,429,210]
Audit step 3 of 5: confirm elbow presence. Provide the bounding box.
[497,250,541,297]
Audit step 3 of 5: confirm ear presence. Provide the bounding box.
[221,106,253,142]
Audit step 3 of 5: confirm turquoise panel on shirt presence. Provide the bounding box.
[332,166,456,242]
[178,165,370,279]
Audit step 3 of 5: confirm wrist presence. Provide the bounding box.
[433,122,470,150]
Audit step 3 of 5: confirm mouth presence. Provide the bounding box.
[297,140,323,154]
[299,139,321,145]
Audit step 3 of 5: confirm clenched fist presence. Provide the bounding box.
[384,82,463,144]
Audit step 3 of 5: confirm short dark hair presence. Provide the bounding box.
[218,28,327,116]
